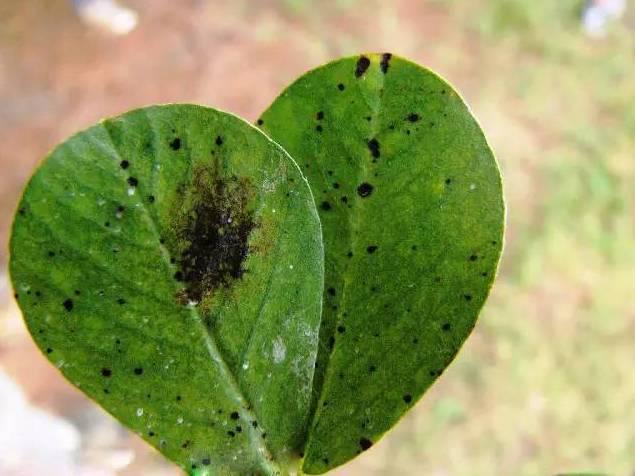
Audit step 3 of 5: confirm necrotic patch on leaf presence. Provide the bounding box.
[168,163,257,304]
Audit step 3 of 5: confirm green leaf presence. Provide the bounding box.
[9,105,324,475]
[258,53,504,473]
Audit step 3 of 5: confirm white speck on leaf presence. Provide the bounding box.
[273,336,286,364]
[136,408,144,417]
[469,183,476,190]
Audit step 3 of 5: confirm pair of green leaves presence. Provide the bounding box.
[9,54,504,475]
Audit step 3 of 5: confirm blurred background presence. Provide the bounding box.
[1,0,634,475]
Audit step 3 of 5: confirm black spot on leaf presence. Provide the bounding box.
[316,111,324,120]
[256,119,264,126]
[359,437,373,451]
[337,325,346,334]
[366,245,378,254]
[63,299,74,312]
[120,160,129,169]
[367,138,380,159]
[316,125,323,132]
[169,138,181,150]
[403,394,412,403]
[338,83,345,91]
[442,323,451,331]
[101,368,112,377]
[380,53,392,73]
[134,367,143,375]
[357,182,374,198]
[148,195,155,203]
[355,56,371,77]
[215,136,223,146]
[230,411,239,420]
[407,113,420,122]
[327,287,336,296]
[127,177,138,187]
[320,201,332,211]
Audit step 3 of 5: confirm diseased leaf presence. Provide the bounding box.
[259,53,504,473]
[10,105,324,475]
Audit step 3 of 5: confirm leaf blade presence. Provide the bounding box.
[259,54,505,473]
[10,104,324,475]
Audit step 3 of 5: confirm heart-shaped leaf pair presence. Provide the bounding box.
[10,54,504,475]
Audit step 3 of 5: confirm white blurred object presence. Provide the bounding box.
[582,0,626,37]
[0,369,133,476]
[0,368,80,475]
[74,0,139,35]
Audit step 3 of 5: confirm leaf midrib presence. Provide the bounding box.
[305,57,387,443]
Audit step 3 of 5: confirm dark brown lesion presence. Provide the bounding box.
[169,163,258,304]
[380,52,392,74]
